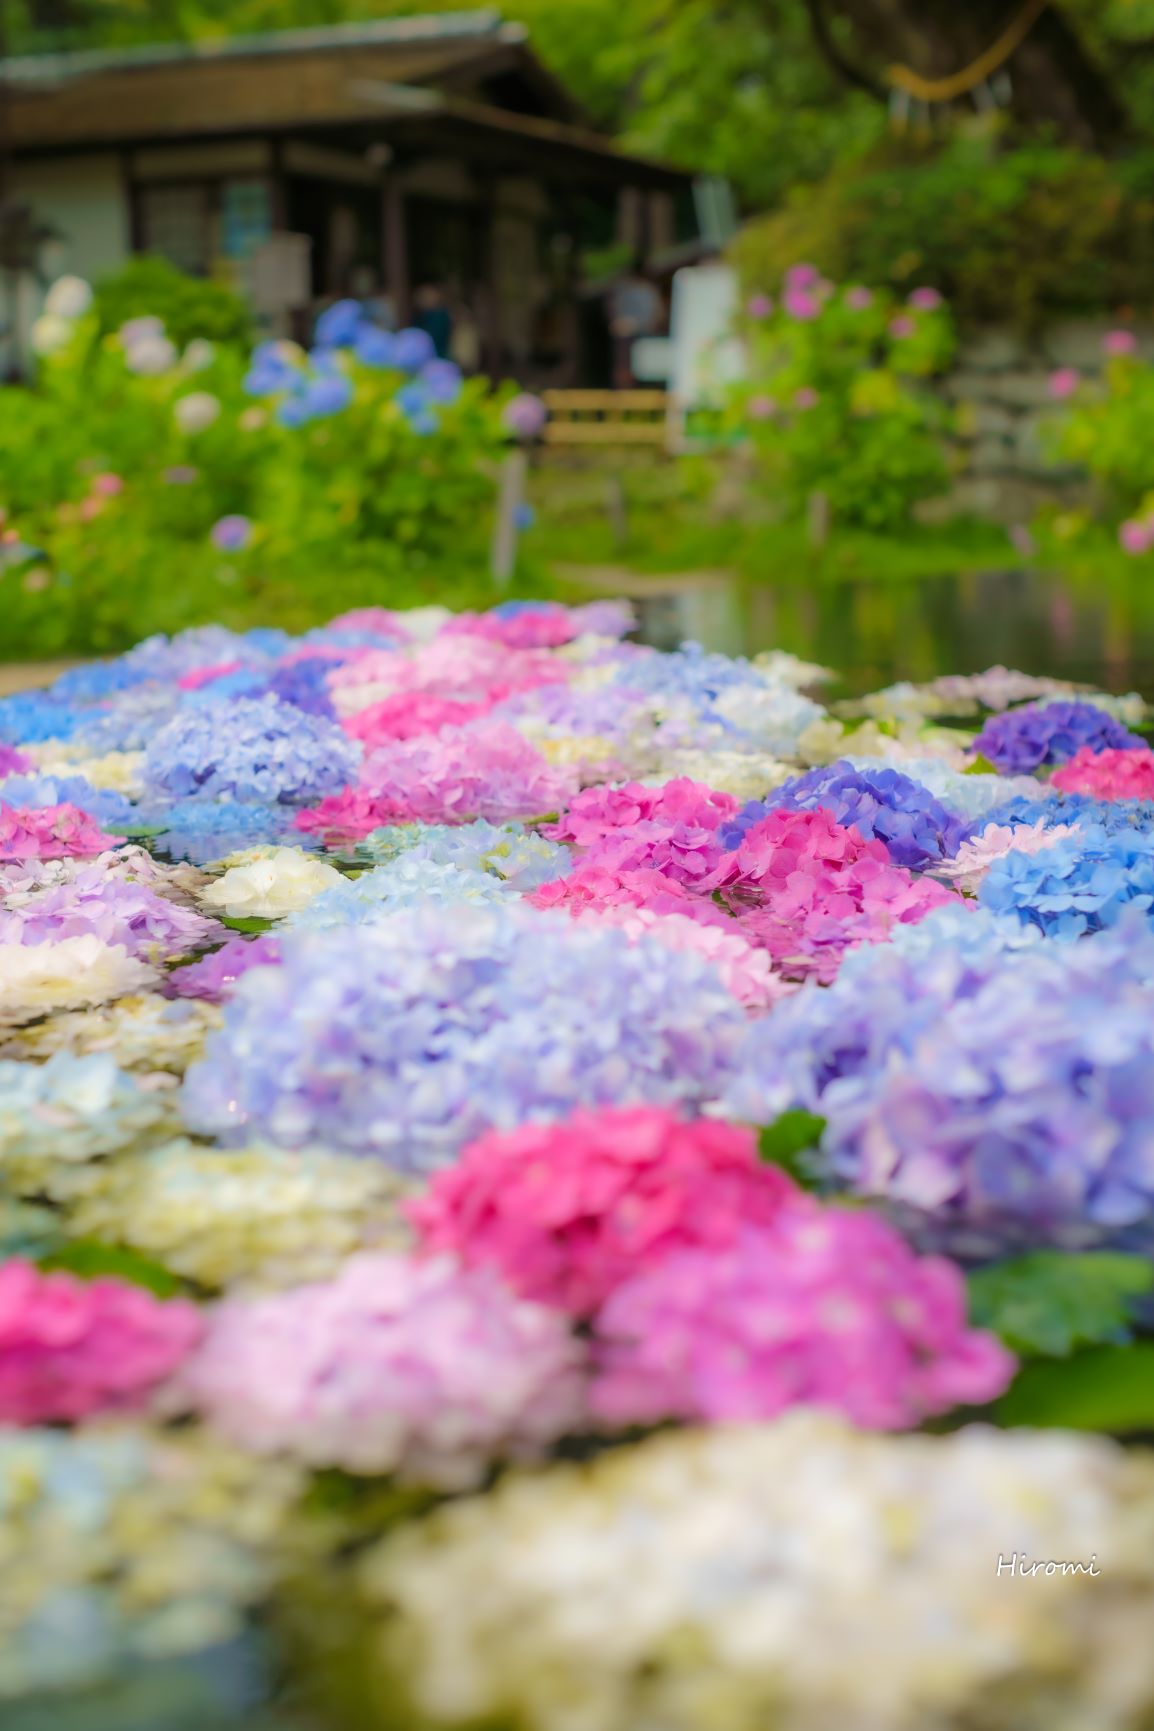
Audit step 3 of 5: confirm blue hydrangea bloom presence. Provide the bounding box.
[143,799,313,865]
[142,695,359,805]
[721,760,969,869]
[314,299,362,349]
[355,325,396,368]
[979,825,1154,938]
[421,359,463,404]
[972,700,1143,773]
[841,755,1045,824]
[287,859,508,932]
[302,372,354,417]
[265,658,337,719]
[981,790,1154,836]
[391,327,437,372]
[0,773,135,828]
[356,819,572,890]
[181,904,747,1170]
[0,693,84,745]
[724,910,1154,1239]
[70,689,185,756]
[48,661,149,702]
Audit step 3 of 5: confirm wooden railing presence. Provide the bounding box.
[541,389,669,446]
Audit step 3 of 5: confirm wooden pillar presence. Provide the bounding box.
[381,173,410,326]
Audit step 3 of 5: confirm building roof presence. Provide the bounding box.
[0,12,515,84]
[0,11,688,188]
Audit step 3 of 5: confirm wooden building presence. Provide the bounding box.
[0,11,698,382]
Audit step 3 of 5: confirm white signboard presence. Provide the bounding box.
[246,233,313,315]
[668,262,746,408]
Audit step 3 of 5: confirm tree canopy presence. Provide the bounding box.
[8,1,1154,206]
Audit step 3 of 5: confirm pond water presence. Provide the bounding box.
[627,566,1154,700]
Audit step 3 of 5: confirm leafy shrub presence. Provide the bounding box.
[733,132,1154,332]
[1047,342,1154,554]
[731,268,955,532]
[92,256,255,349]
[0,289,512,658]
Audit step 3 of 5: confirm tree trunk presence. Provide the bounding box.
[817,0,1126,147]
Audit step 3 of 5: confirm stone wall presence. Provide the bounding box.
[921,319,1154,525]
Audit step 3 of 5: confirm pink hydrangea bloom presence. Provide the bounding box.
[297,721,577,836]
[1049,368,1080,401]
[908,287,942,311]
[1104,329,1137,357]
[546,778,737,848]
[590,1207,1016,1430]
[747,394,778,420]
[0,745,31,776]
[0,803,124,862]
[530,863,733,927]
[577,821,727,888]
[1052,743,1154,799]
[328,606,412,640]
[705,809,957,982]
[845,286,874,311]
[330,636,569,711]
[746,293,773,319]
[937,820,1078,893]
[568,903,791,1008]
[793,386,820,410]
[1119,519,1153,556]
[0,1260,203,1424]
[411,1107,798,1316]
[888,316,916,339]
[180,1253,585,1484]
[343,692,492,747]
[177,660,244,692]
[442,605,577,649]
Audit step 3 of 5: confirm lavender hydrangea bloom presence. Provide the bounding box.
[0,774,135,830]
[142,695,359,805]
[841,756,1046,825]
[0,872,220,958]
[49,661,150,702]
[971,701,1143,774]
[725,760,969,869]
[725,913,1154,1238]
[167,935,283,1001]
[979,826,1154,938]
[119,626,282,683]
[181,905,747,1170]
[265,657,337,719]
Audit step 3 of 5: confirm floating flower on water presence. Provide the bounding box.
[0,934,157,1024]
[180,1253,586,1484]
[979,825,1154,938]
[199,846,344,919]
[1053,743,1154,800]
[363,1416,1154,1731]
[591,1206,1013,1429]
[0,870,220,959]
[411,1107,797,1315]
[971,699,1143,773]
[181,905,746,1168]
[143,694,359,805]
[0,803,123,862]
[0,1260,203,1425]
[0,1050,176,1175]
[0,992,220,1073]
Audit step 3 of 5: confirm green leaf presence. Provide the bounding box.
[118,823,168,839]
[220,915,275,935]
[963,753,998,776]
[757,1111,826,1185]
[39,1240,186,1298]
[968,1251,1154,1358]
[997,1344,1154,1432]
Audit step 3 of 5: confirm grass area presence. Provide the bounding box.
[524,457,1025,588]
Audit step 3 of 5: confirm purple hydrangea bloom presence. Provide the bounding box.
[119,626,275,683]
[979,825,1154,938]
[167,934,283,1001]
[181,904,747,1171]
[0,872,221,958]
[142,695,359,805]
[725,912,1154,1240]
[723,760,969,869]
[210,515,253,554]
[971,701,1143,773]
[265,657,337,719]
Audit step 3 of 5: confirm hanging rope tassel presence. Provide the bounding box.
[887,0,1049,107]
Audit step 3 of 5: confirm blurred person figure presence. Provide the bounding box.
[608,256,662,389]
[414,283,453,359]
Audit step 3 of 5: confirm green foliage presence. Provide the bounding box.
[92,255,255,349]
[0,294,511,659]
[968,1251,1154,1358]
[734,132,1154,329]
[997,1343,1154,1432]
[756,1111,826,1186]
[39,1239,188,1297]
[1048,351,1154,524]
[732,274,955,531]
